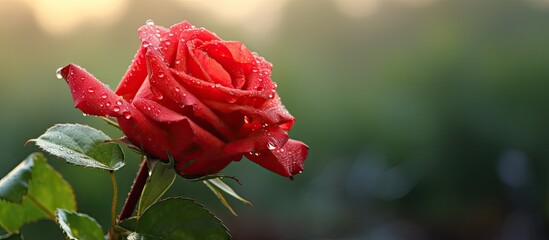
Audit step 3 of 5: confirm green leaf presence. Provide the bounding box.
[131,197,230,240]
[56,209,104,240]
[203,181,237,216]
[29,123,125,171]
[137,159,175,217]
[204,178,252,216]
[116,217,137,232]
[0,156,34,203]
[0,233,23,240]
[0,153,76,233]
[205,178,252,206]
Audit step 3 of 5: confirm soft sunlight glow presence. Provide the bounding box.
[333,0,436,18]
[20,0,438,36]
[174,0,290,39]
[21,0,127,35]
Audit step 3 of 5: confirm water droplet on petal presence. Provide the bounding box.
[101,93,107,99]
[143,41,150,48]
[151,88,164,100]
[227,97,237,103]
[268,94,274,98]
[106,102,111,107]
[87,88,94,93]
[168,33,174,37]
[116,100,123,106]
[123,111,132,119]
[267,142,276,150]
[146,19,155,26]
[55,67,63,79]
[113,106,120,112]
[244,116,251,124]
[175,87,180,92]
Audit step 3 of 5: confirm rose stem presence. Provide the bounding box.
[108,171,118,239]
[117,157,149,221]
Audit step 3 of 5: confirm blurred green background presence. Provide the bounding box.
[1,0,548,239]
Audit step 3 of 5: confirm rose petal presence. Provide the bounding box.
[116,109,176,160]
[180,28,220,44]
[192,48,233,87]
[176,152,240,177]
[115,44,148,102]
[60,64,130,118]
[245,140,309,177]
[60,64,175,160]
[171,69,269,106]
[221,126,289,155]
[132,98,186,123]
[202,93,295,130]
[145,47,234,140]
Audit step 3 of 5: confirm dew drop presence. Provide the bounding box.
[106,102,111,107]
[168,33,174,37]
[267,142,276,150]
[143,42,150,48]
[244,116,251,124]
[59,147,64,151]
[165,41,171,46]
[55,67,63,79]
[158,73,165,78]
[268,94,274,98]
[175,60,181,65]
[175,87,180,92]
[101,93,107,99]
[123,111,132,119]
[113,106,120,112]
[151,87,164,100]
[146,19,155,26]
[82,113,88,117]
[116,100,123,106]
[87,88,94,93]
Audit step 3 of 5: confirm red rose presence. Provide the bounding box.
[58,20,308,178]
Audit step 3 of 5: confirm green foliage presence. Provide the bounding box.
[204,178,252,216]
[56,209,104,240]
[120,197,230,240]
[30,123,125,171]
[0,233,23,240]
[0,153,76,233]
[137,159,176,217]
[0,156,34,203]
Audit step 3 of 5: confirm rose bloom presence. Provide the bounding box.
[58,20,308,178]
